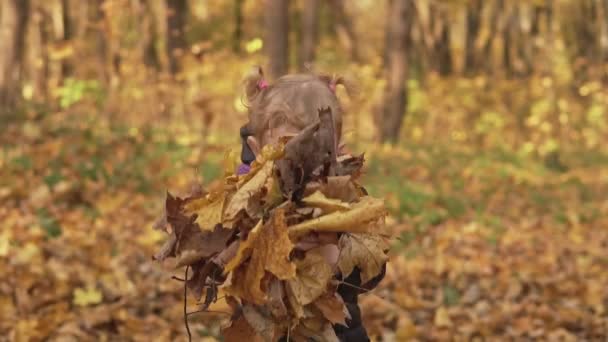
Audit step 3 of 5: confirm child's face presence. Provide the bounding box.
[245,121,302,158]
[246,120,343,158]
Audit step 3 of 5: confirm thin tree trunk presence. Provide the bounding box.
[233,0,244,53]
[299,0,319,70]
[0,0,29,109]
[380,0,411,143]
[166,0,187,75]
[329,0,359,62]
[465,0,482,74]
[26,0,48,102]
[264,0,289,79]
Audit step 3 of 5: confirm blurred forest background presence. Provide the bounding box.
[1,0,608,341]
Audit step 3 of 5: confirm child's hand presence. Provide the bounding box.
[295,232,340,268]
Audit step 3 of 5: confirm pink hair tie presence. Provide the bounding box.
[329,83,336,93]
[258,79,268,90]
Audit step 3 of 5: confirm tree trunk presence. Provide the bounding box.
[26,0,48,102]
[264,0,289,79]
[329,0,359,62]
[233,0,244,53]
[380,0,411,143]
[465,0,482,74]
[0,0,29,108]
[166,0,187,75]
[299,0,319,70]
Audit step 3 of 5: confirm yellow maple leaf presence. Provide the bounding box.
[337,233,390,283]
[302,191,351,213]
[224,161,274,222]
[224,219,263,274]
[288,196,387,239]
[184,192,226,230]
[224,210,295,304]
[73,286,103,307]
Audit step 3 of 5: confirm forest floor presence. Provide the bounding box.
[1,106,607,341]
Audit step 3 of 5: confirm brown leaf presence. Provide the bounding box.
[336,154,365,178]
[292,316,339,342]
[337,233,390,283]
[211,240,239,268]
[225,210,295,304]
[288,196,387,239]
[313,293,348,326]
[320,176,361,203]
[186,260,215,300]
[242,305,276,342]
[222,314,263,342]
[267,279,288,319]
[301,190,351,213]
[286,247,333,316]
[175,224,234,268]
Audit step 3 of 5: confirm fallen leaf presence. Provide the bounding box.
[313,293,348,326]
[434,306,452,327]
[337,233,390,283]
[175,224,234,268]
[293,316,339,342]
[302,190,351,213]
[73,287,103,307]
[225,210,295,304]
[321,176,361,203]
[242,305,276,341]
[224,224,260,275]
[184,192,226,230]
[267,279,288,319]
[224,161,274,221]
[222,314,263,342]
[286,247,333,316]
[288,196,386,239]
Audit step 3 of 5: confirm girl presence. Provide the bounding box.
[237,67,386,342]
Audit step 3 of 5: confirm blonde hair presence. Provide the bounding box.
[243,67,346,145]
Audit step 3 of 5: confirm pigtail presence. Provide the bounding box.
[243,66,268,103]
[318,73,358,97]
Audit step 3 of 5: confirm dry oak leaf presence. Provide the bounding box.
[242,304,276,342]
[301,190,351,213]
[337,233,390,284]
[224,161,274,222]
[286,247,333,318]
[292,316,339,342]
[320,175,361,203]
[175,224,234,268]
[183,192,226,230]
[313,293,349,326]
[225,210,296,304]
[222,314,263,342]
[288,196,386,239]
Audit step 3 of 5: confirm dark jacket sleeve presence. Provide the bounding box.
[333,264,387,341]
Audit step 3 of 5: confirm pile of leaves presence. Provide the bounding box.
[153,109,390,341]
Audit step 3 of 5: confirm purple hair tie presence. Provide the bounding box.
[237,163,251,175]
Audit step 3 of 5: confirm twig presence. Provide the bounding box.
[186,309,232,316]
[172,276,186,282]
[337,279,371,293]
[184,266,192,342]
